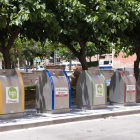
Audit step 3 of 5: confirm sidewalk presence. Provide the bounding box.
[0,103,140,132]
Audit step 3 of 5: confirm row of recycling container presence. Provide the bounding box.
[0,69,140,119]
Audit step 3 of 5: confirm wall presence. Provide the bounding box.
[100,69,114,80]
[21,69,114,86]
[89,68,114,80]
[112,50,137,68]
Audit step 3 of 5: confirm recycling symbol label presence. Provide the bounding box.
[96,84,103,97]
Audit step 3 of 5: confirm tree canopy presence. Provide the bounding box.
[26,0,116,70]
[57,41,112,62]
[0,0,59,68]
[1,0,140,81]
[105,0,140,80]
[41,0,140,79]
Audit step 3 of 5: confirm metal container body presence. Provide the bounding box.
[76,71,92,107]
[0,69,24,119]
[109,71,136,105]
[137,76,140,102]
[36,70,52,111]
[76,70,107,109]
[124,75,136,104]
[53,76,69,110]
[0,69,17,76]
[1,76,22,114]
[109,71,124,103]
[36,70,71,113]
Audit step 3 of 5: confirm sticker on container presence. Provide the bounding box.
[96,84,103,97]
[55,88,68,97]
[127,85,135,92]
[6,87,19,103]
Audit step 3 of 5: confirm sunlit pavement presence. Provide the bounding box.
[0,114,140,140]
[0,103,140,132]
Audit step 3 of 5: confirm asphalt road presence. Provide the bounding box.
[0,114,140,140]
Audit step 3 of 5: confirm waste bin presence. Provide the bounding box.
[137,75,140,102]
[0,69,24,119]
[76,70,107,109]
[109,71,137,105]
[36,69,71,113]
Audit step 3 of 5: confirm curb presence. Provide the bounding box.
[0,108,140,132]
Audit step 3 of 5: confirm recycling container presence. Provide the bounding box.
[109,71,137,105]
[36,69,71,113]
[137,75,140,102]
[76,70,107,109]
[0,69,24,119]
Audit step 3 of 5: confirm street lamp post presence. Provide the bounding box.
[36,59,37,70]
[33,59,34,70]
[14,61,16,70]
[54,51,57,65]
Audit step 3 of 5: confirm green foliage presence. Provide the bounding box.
[0,53,3,60]
[30,0,123,69]
[57,41,112,62]
[104,0,140,55]
[104,0,140,80]
[57,48,77,61]
[11,37,53,65]
[56,42,80,61]
[0,0,59,68]
[86,41,112,62]
[20,39,52,61]
[24,85,36,90]
[1,0,140,70]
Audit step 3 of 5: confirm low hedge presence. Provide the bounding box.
[87,61,98,67]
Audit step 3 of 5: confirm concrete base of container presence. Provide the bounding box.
[0,112,23,119]
[124,102,136,106]
[77,104,107,109]
[36,108,70,114]
[110,102,136,106]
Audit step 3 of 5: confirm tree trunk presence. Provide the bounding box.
[80,58,88,70]
[134,48,140,81]
[30,59,33,66]
[3,50,11,69]
[90,56,91,62]
[0,25,20,69]
[77,39,88,70]
[61,38,88,70]
[79,53,88,70]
